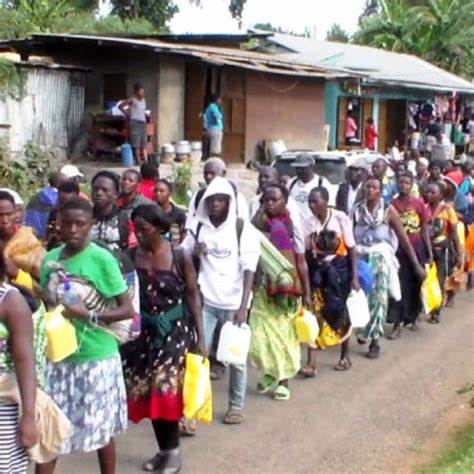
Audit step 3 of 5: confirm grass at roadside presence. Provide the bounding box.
[418,420,474,473]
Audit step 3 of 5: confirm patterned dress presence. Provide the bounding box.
[353,200,398,342]
[0,283,45,473]
[121,250,195,422]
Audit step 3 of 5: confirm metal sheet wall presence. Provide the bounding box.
[0,66,86,161]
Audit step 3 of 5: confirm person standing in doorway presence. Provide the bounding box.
[204,93,224,157]
[364,117,378,150]
[345,110,359,145]
[120,83,148,165]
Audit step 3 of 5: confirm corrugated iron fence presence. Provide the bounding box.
[0,64,86,161]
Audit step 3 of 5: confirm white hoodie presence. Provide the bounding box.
[182,177,260,310]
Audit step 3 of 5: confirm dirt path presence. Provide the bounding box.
[48,292,473,474]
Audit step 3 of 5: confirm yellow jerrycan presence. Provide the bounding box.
[44,305,78,362]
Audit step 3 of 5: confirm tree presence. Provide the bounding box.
[253,22,286,33]
[110,0,178,29]
[353,0,474,77]
[0,0,158,39]
[325,23,350,43]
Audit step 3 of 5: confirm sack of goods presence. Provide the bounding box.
[216,321,251,366]
[294,308,319,343]
[346,289,370,328]
[258,231,295,287]
[421,263,443,314]
[183,353,212,424]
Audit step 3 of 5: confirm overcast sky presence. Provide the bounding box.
[170,0,366,39]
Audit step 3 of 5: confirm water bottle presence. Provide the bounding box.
[62,279,79,306]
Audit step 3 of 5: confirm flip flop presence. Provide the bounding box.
[273,385,290,401]
[257,374,276,394]
[298,365,317,378]
[334,358,352,371]
[223,410,245,425]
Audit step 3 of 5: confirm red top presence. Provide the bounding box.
[364,125,378,150]
[446,170,464,187]
[138,179,155,200]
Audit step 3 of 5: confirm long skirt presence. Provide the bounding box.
[121,317,195,423]
[249,291,301,381]
[389,250,423,325]
[0,402,28,473]
[44,354,127,454]
[357,252,390,343]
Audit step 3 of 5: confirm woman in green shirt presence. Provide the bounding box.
[37,197,134,474]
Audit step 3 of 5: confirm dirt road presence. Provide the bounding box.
[51,292,473,474]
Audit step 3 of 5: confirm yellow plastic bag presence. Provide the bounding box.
[421,263,443,314]
[457,222,466,249]
[12,268,34,291]
[294,308,319,343]
[183,353,212,425]
[44,305,78,362]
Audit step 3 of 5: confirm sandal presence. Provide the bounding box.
[179,417,197,437]
[272,384,290,401]
[428,313,440,324]
[223,410,245,425]
[257,374,276,394]
[387,326,402,340]
[334,358,352,371]
[357,337,367,345]
[367,343,380,359]
[298,365,317,378]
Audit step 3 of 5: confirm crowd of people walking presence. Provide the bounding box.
[0,150,473,474]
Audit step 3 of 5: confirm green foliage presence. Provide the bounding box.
[0,0,159,39]
[0,141,52,194]
[326,23,350,43]
[0,59,24,99]
[55,11,157,35]
[353,0,474,77]
[111,0,179,29]
[418,421,474,473]
[171,159,192,208]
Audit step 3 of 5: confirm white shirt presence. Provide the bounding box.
[288,175,332,237]
[182,219,260,310]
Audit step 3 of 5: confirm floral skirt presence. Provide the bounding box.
[249,291,301,381]
[357,252,390,343]
[44,354,127,454]
[121,316,195,423]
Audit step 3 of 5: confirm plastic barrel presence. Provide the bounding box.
[121,143,134,167]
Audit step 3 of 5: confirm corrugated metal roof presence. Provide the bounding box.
[267,33,474,94]
[1,34,359,79]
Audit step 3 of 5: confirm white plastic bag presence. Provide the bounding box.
[216,322,251,366]
[346,289,370,328]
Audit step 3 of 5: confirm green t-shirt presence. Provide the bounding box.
[41,242,127,363]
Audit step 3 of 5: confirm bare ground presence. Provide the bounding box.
[46,291,474,474]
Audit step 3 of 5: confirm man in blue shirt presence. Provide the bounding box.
[204,93,224,156]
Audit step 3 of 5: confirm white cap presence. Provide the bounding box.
[0,188,24,206]
[60,164,83,179]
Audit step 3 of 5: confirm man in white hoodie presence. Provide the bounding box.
[185,157,249,232]
[182,177,260,424]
